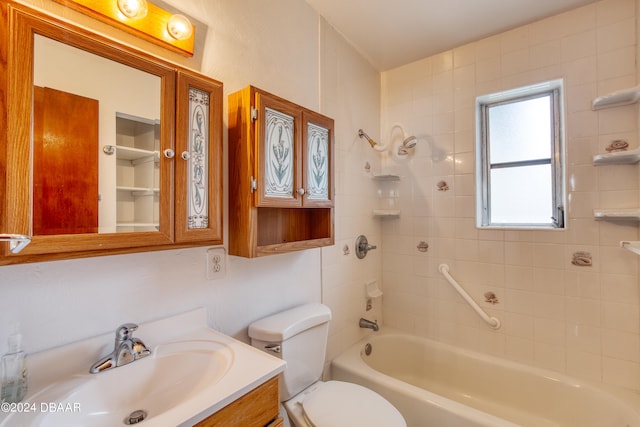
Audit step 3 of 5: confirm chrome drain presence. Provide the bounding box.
[364,342,372,356]
[125,409,147,425]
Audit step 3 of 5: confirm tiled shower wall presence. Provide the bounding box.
[380,0,640,391]
[319,19,385,362]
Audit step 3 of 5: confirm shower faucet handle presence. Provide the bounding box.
[355,235,377,259]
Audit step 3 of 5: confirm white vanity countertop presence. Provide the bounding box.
[0,308,286,427]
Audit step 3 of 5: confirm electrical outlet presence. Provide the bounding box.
[206,247,226,280]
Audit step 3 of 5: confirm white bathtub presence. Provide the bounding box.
[331,330,640,427]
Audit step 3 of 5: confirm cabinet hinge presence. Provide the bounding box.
[250,176,257,192]
[250,107,258,122]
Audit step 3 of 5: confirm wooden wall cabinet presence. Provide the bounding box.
[0,2,223,265]
[228,86,334,257]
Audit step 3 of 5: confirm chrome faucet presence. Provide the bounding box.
[359,318,379,332]
[90,323,151,373]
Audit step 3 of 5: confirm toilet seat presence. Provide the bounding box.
[298,381,405,427]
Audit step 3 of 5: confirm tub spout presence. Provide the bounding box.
[359,318,379,331]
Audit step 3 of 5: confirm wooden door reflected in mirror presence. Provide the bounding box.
[33,86,99,236]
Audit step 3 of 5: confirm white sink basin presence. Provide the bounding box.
[0,309,285,427]
[2,340,233,426]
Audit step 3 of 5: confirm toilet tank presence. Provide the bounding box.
[248,303,332,401]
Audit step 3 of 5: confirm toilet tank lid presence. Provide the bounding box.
[248,303,332,342]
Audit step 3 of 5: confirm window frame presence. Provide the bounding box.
[476,80,565,229]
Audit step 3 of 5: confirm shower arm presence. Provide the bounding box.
[358,129,389,152]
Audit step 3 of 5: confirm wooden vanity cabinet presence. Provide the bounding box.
[194,376,282,427]
[228,86,334,257]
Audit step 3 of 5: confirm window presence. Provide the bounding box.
[476,80,565,229]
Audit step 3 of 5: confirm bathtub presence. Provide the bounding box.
[331,330,640,427]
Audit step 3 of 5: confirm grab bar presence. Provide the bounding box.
[438,264,501,329]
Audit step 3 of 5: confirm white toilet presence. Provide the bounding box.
[248,303,406,427]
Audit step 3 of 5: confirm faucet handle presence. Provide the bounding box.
[116,323,138,341]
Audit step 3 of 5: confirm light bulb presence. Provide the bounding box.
[167,14,193,40]
[117,0,148,19]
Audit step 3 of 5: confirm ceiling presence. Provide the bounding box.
[304,0,600,71]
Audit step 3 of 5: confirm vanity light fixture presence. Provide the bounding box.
[117,0,148,19]
[52,0,195,56]
[167,14,193,41]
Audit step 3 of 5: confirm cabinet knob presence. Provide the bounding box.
[181,151,191,160]
[297,188,306,196]
[163,148,175,159]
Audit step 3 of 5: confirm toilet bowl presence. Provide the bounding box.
[283,380,405,427]
[248,303,406,427]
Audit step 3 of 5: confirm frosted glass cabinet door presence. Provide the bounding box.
[255,93,302,207]
[265,108,295,197]
[175,70,223,244]
[302,111,334,207]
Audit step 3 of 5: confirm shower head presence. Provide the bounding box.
[358,129,379,148]
[397,135,417,156]
[401,135,417,149]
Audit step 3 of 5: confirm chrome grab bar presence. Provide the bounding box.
[438,264,501,329]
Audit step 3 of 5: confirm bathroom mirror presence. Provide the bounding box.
[33,35,163,236]
[1,2,185,260]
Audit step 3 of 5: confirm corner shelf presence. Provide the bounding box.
[593,147,640,165]
[373,209,400,217]
[591,87,640,250]
[371,173,400,218]
[594,208,640,221]
[372,173,400,181]
[621,241,640,255]
[592,86,640,110]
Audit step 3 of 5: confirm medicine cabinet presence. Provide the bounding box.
[0,1,223,265]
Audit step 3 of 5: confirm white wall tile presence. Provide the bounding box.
[603,357,640,389]
[381,0,640,392]
[566,350,602,381]
[597,19,636,52]
[562,30,597,61]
